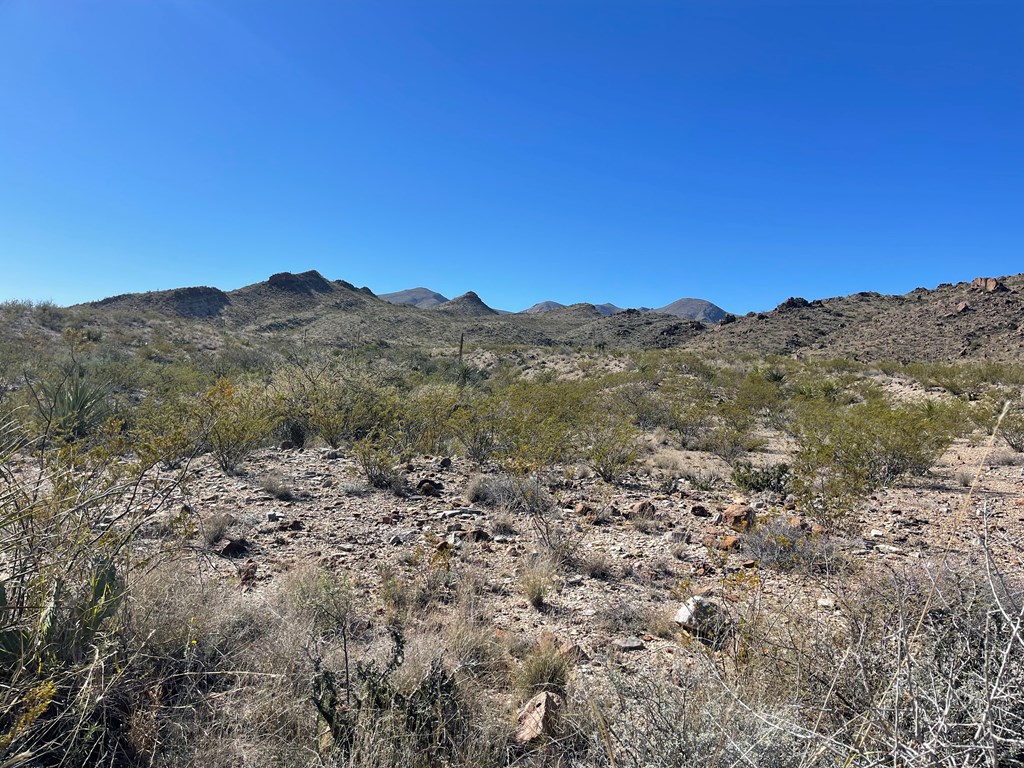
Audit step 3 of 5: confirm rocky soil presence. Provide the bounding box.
[118,431,1024,683]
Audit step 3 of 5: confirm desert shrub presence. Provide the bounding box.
[790,398,960,527]
[585,666,807,768]
[616,381,674,430]
[682,469,719,491]
[261,470,295,500]
[596,600,646,635]
[351,436,405,493]
[464,473,516,508]
[731,460,791,494]
[313,628,505,767]
[581,551,615,580]
[515,637,571,697]
[490,380,592,471]
[132,393,208,469]
[305,373,399,450]
[199,378,273,474]
[398,383,459,455]
[0,423,194,765]
[999,407,1024,452]
[734,563,1024,764]
[743,519,843,573]
[519,555,556,608]
[582,413,641,483]
[450,394,501,465]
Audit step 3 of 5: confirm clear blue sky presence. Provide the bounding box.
[2,1,1021,313]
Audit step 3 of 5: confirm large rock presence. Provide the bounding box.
[674,596,731,646]
[628,500,656,519]
[722,503,755,532]
[972,277,1007,293]
[514,692,563,744]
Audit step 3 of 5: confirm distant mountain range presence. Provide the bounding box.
[64,269,1024,363]
[380,287,727,322]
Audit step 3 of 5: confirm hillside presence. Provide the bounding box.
[380,287,449,309]
[692,275,1024,363]
[65,271,1024,363]
[655,297,727,323]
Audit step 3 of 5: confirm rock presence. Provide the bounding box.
[267,511,281,522]
[559,642,589,663]
[324,449,343,460]
[611,636,645,652]
[466,528,492,542]
[702,534,741,551]
[514,692,563,745]
[955,301,971,314]
[777,297,811,310]
[439,456,452,469]
[238,559,258,586]
[876,544,903,555]
[387,534,404,546]
[972,277,1007,293]
[817,597,836,610]
[674,596,730,645]
[690,504,711,518]
[213,537,249,558]
[722,504,755,531]
[417,478,443,496]
[279,440,295,451]
[628,501,656,519]
[574,502,594,516]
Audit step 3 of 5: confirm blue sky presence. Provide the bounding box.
[1,1,1021,313]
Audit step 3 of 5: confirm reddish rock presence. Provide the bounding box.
[972,277,1007,293]
[722,504,755,532]
[702,535,741,551]
[628,500,656,519]
[955,301,970,314]
[514,692,563,744]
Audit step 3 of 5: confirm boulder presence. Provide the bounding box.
[972,277,1007,293]
[514,692,563,744]
[628,500,656,520]
[722,504,755,532]
[417,478,443,496]
[213,537,248,558]
[674,596,731,645]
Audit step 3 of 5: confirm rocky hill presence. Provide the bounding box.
[655,297,727,323]
[379,287,449,309]
[72,271,1024,363]
[691,275,1024,362]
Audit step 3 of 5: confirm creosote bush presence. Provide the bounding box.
[199,378,273,474]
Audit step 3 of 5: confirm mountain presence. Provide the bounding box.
[71,270,1024,363]
[524,301,624,316]
[655,298,727,323]
[430,291,498,317]
[380,287,449,309]
[523,301,566,314]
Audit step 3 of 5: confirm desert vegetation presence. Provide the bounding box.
[1,317,1023,766]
